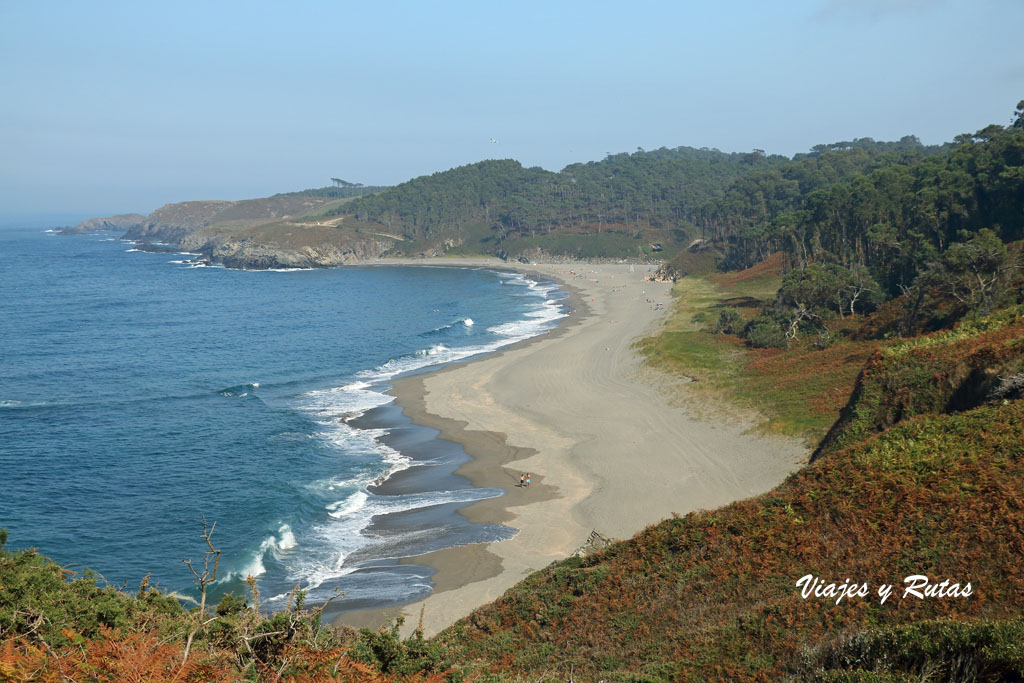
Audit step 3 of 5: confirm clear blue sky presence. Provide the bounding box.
[2,0,1022,215]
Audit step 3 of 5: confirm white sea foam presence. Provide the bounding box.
[218,382,260,398]
[263,486,504,601]
[260,271,566,602]
[416,343,449,357]
[237,555,266,579]
[222,523,298,582]
[350,277,566,386]
[0,399,50,409]
[487,298,564,337]
[297,381,412,504]
[315,426,412,485]
[302,382,393,419]
[125,248,140,253]
[426,317,474,334]
[277,524,297,551]
[327,491,369,518]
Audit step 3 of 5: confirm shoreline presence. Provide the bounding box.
[333,260,585,629]
[334,259,808,636]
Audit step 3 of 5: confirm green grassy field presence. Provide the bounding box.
[637,258,874,441]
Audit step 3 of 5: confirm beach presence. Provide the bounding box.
[336,259,807,636]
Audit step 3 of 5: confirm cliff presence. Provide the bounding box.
[198,235,396,269]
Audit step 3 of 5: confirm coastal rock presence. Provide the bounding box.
[206,237,397,269]
[123,222,200,245]
[63,194,363,268]
[56,213,145,235]
[122,201,236,244]
[647,265,677,283]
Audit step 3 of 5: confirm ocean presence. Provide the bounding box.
[0,216,566,616]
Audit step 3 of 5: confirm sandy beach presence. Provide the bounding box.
[336,258,807,636]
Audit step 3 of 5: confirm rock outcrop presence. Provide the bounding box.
[123,201,235,244]
[55,193,402,269]
[56,214,146,235]
[203,237,396,269]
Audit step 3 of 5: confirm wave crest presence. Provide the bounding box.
[218,382,260,397]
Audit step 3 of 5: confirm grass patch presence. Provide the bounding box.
[637,261,874,441]
[503,230,670,260]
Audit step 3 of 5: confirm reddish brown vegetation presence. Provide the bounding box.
[439,400,1024,680]
[817,306,1024,459]
[710,252,785,287]
[744,333,876,421]
[0,627,236,682]
[0,629,453,682]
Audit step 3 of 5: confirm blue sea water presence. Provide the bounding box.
[0,217,565,613]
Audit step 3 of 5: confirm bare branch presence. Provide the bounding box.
[180,515,222,667]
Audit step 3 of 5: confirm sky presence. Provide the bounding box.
[1,0,1022,216]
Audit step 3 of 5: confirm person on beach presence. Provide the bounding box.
[520,473,525,487]
[525,474,531,487]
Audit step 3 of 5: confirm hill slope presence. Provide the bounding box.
[439,400,1024,679]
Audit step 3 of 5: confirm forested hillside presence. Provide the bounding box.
[327,138,953,262]
[325,147,787,259]
[662,104,1024,350]
[690,136,953,270]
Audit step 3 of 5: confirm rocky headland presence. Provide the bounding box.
[59,192,404,269]
[56,213,147,235]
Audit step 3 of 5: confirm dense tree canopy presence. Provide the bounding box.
[770,124,1024,297]
[697,138,953,270]
[326,147,788,252]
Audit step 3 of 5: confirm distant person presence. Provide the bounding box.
[525,474,531,487]
[520,473,525,487]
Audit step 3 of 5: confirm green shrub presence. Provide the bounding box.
[803,617,1024,680]
[215,592,248,616]
[745,317,788,348]
[713,307,742,334]
[350,617,453,676]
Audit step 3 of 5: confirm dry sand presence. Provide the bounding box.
[335,258,806,636]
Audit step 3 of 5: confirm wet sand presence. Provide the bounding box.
[334,259,807,635]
